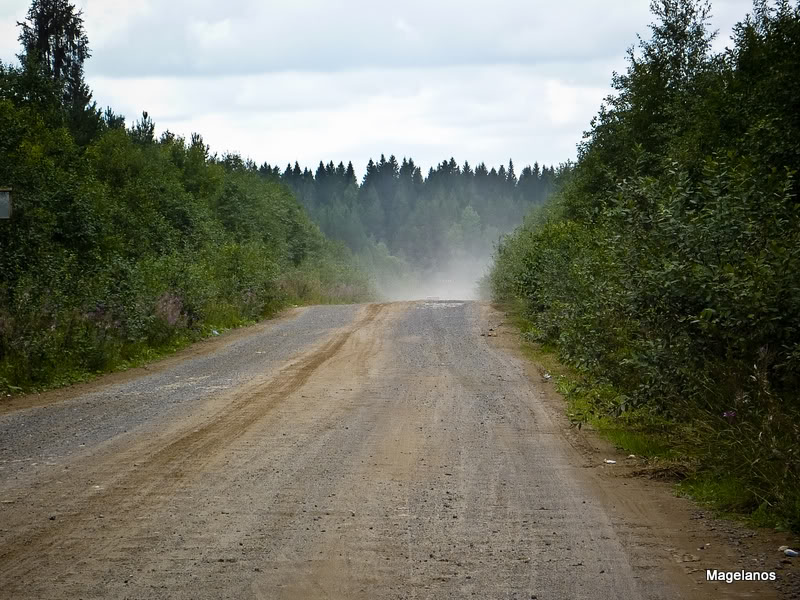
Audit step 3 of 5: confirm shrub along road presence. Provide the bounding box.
[0,302,792,599]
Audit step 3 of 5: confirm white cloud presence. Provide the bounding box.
[0,18,19,61]
[187,18,235,49]
[1,0,757,176]
[81,0,153,47]
[393,17,416,38]
[89,65,611,176]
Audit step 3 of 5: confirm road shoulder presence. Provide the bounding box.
[0,307,308,416]
[480,302,798,600]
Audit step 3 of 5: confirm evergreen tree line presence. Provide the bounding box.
[256,155,568,271]
[491,0,800,530]
[0,0,370,390]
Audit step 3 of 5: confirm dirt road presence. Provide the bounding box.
[0,302,791,599]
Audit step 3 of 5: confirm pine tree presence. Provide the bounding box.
[447,157,459,174]
[314,161,327,196]
[362,159,378,188]
[130,111,155,145]
[18,0,90,107]
[412,165,423,188]
[345,162,357,187]
[387,155,400,178]
[102,107,125,130]
[507,159,517,186]
[399,158,410,180]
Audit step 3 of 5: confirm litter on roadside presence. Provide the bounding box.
[604,459,617,464]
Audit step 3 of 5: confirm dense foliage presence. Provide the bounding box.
[492,0,800,530]
[0,4,370,391]
[260,156,566,272]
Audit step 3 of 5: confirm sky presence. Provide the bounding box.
[0,0,754,177]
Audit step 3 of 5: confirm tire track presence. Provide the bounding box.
[0,303,385,582]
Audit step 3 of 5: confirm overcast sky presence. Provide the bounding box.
[1,0,754,176]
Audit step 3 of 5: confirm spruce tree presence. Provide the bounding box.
[507,159,517,186]
[345,162,357,187]
[18,0,90,107]
[362,159,378,188]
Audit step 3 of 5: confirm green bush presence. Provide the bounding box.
[0,73,371,391]
[492,0,800,531]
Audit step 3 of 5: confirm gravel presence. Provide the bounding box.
[0,304,359,489]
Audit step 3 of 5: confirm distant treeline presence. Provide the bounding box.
[492,0,800,530]
[0,0,371,390]
[256,156,569,270]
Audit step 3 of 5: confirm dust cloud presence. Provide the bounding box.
[377,255,493,302]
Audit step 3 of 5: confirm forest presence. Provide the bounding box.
[0,0,560,389]
[0,1,373,390]
[491,0,800,530]
[262,156,564,272]
[3,0,798,533]
[256,156,566,297]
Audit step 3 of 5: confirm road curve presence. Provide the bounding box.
[0,301,776,599]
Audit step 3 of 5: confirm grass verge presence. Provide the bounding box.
[503,302,796,533]
[0,284,369,398]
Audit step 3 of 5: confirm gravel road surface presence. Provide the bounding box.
[0,301,788,599]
